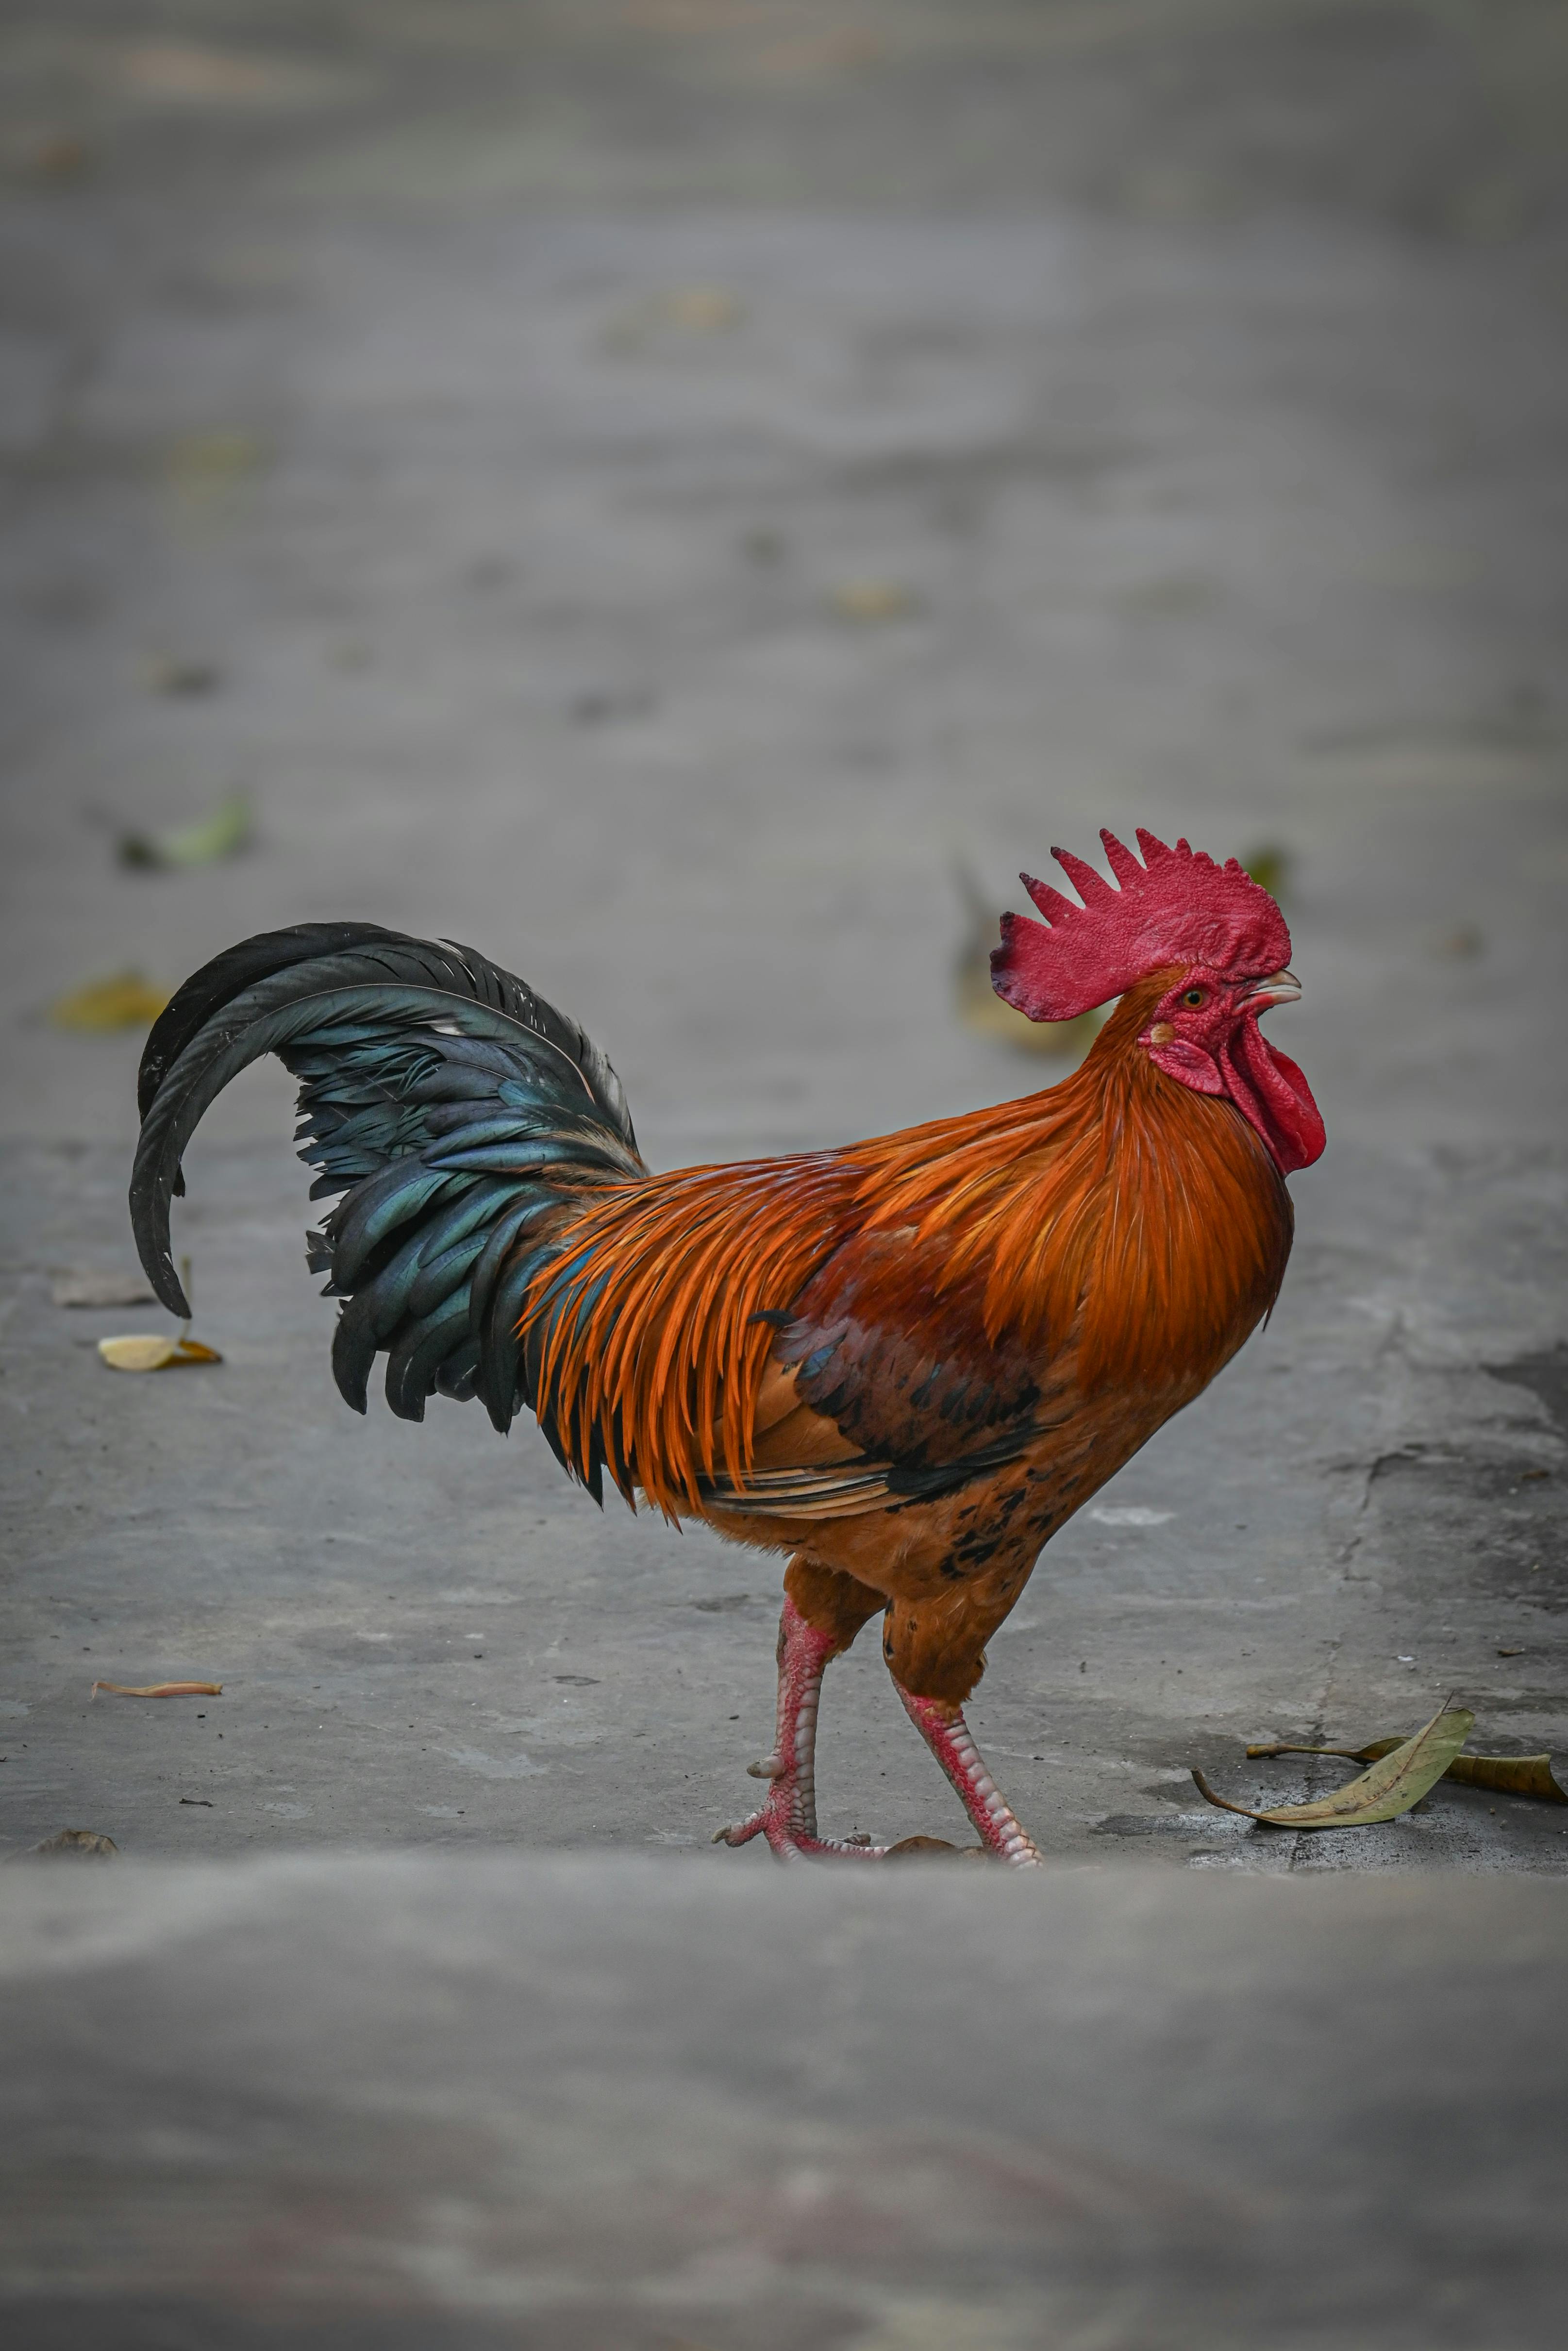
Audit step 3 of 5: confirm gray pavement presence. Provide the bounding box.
[2,8,1568,2338]
[4,1858,1568,2349]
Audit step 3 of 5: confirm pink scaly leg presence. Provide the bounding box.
[716,1596,887,1862]
[895,1685,1044,1867]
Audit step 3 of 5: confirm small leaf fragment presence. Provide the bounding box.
[1195,1706,1474,1828]
[601,284,743,350]
[829,579,920,622]
[164,429,270,516]
[98,1334,222,1371]
[1241,843,1292,900]
[117,792,251,870]
[143,653,220,696]
[48,972,171,1031]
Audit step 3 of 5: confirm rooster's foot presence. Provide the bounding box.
[714,1795,886,1861]
[716,1593,887,1863]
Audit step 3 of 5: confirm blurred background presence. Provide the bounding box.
[2,0,1566,1158]
[2,2,1566,1867]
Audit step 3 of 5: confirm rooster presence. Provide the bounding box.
[130,828,1323,1866]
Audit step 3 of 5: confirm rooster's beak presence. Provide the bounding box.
[1245,969,1301,1008]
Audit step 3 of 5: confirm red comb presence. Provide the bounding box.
[990,828,1292,1022]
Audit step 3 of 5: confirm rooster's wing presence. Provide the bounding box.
[700,1224,1051,1521]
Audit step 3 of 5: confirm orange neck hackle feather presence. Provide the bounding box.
[518,974,1291,1518]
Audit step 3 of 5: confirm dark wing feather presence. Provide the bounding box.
[785,1228,1041,1460]
[699,1226,1046,1518]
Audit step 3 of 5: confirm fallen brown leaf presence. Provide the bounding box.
[1448,1753,1568,1802]
[1247,1733,1567,1806]
[1195,1706,1474,1828]
[92,1680,222,1699]
[886,1835,987,1862]
[29,1830,118,1859]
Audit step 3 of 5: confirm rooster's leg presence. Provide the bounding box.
[895,1686,1044,1867]
[716,1593,887,1860]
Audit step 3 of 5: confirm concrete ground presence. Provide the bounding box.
[1,6,1567,2339]
[4,1860,1567,2348]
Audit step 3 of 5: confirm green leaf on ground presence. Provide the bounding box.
[118,792,251,870]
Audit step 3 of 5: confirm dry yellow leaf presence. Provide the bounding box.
[49,972,170,1032]
[1248,1734,1568,1806]
[98,1334,222,1372]
[829,580,919,622]
[1195,1706,1474,1828]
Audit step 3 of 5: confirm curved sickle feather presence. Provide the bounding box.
[131,979,639,1318]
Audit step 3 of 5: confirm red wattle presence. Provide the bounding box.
[1219,1020,1326,1174]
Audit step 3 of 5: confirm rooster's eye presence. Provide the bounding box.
[1181,986,1207,1009]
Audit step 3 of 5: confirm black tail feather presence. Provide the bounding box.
[130,922,646,1435]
